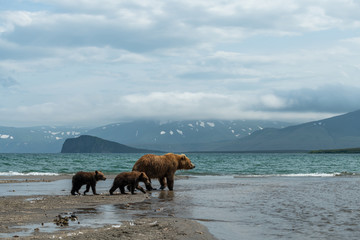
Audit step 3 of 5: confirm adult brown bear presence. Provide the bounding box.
[71,171,106,195]
[109,171,151,195]
[132,153,195,191]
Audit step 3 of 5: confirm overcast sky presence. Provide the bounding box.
[1,0,360,127]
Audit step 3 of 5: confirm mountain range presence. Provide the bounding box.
[0,126,84,153]
[215,109,360,151]
[0,120,289,153]
[86,120,290,152]
[2,110,360,153]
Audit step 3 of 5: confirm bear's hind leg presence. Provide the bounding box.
[120,186,126,194]
[109,184,118,195]
[129,185,136,194]
[71,186,77,195]
[71,184,81,195]
[159,177,167,190]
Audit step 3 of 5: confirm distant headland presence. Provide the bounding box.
[61,135,160,153]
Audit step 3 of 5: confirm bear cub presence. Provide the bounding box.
[109,171,151,195]
[71,170,106,195]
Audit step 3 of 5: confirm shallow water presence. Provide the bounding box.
[177,176,360,240]
[2,176,360,240]
[0,179,71,196]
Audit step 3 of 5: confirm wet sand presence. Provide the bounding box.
[3,174,360,239]
[0,175,216,240]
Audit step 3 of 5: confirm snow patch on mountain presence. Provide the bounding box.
[0,134,13,140]
[42,130,81,140]
[198,121,205,128]
[207,122,215,127]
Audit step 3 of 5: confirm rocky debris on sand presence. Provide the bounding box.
[53,214,78,227]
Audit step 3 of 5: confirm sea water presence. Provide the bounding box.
[1,153,360,239]
[1,153,360,176]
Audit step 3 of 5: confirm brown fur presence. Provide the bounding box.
[109,171,151,195]
[132,153,195,191]
[71,171,106,195]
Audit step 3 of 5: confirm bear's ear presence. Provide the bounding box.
[180,154,186,160]
[95,170,99,175]
[140,172,145,177]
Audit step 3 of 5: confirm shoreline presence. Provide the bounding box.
[0,175,216,240]
[0,174,191,183]
[0,174,102,184]
[0,175,73,184]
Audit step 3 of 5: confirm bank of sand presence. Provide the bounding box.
[0,175,216,240]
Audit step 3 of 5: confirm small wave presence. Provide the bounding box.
[234,173,338,178]
[334,172,358,177]
[0,171,59,176]
[278,173,337,177]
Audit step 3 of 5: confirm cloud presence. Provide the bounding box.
[1,8,196,53]
[1,1,360,126]
[258,85,360,113]
[0,85,353,127]
[0,75,18,87]
[2,1,359,54]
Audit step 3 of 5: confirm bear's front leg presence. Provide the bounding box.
[83,184,91,195]
[136,184,146,194]
[166,176,174,191]
[91,183,98,195]
[159,177,167,190]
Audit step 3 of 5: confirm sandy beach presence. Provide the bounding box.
[0,175,216,240]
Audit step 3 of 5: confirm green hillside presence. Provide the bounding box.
[310,148,360,154]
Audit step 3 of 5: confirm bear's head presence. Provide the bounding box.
[95,170,107,181]
[178,154,195,170]
[139,172,151,187]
